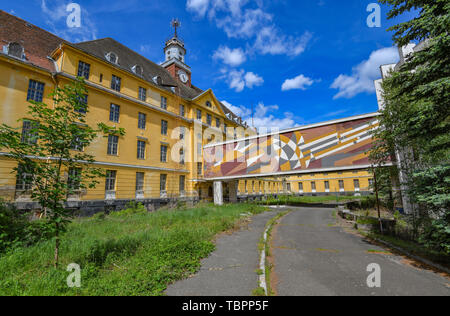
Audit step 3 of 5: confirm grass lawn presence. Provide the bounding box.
[0,203,266,296]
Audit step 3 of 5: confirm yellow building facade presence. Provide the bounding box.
[0,11,372,212]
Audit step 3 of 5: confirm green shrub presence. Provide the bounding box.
[0,201,55,253]
[360,196,377,210]
[419,219,450,255]
[0,202,27,252]
[110,202,147,218]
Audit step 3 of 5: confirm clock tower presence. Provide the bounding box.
[161,19,192,87]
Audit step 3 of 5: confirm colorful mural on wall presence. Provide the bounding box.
[203,114,380,179]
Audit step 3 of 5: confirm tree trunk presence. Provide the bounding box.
[54,224,59,268]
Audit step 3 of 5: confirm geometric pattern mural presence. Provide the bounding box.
[203,114,380,179]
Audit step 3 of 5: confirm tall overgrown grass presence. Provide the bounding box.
[0,203,265,296]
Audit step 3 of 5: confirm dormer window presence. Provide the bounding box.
[6,42,25,59]
[132,65,143,76]
[106,52,118,64]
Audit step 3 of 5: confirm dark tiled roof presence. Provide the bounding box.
[0,11,243,123]
[0,10,66,71]
[73,38,204,100]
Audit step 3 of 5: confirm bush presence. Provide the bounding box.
[110,202,147,218]
[0,202,28,252]
[419,219,450,255]
[0,201,54,253]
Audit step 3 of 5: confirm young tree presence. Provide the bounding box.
[0,78,125,266]
[372,0,449,251]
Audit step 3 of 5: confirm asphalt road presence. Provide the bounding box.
[272,207,450,296]
[166,210,282,296]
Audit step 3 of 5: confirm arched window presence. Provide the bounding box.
[132,65,143,76]
[206,101,212,108]
[7,42,24,59]
[106,52,118,64]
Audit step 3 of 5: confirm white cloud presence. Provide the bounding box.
[282,74,315,91]
[244,72,264,88]
[331,47,399,99]
[222,69,264,92]
[188,0,311,57]
[40,0,97,42]
[222,101,299,131]
[186,0,211,17]
[254,28,312,57]
[216,8,272,39]
[213,46,246,67]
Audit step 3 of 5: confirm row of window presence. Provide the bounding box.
[108,103,172,134]
[19,115,183,163]
[107,136,173,163]
[78,62,233,131]
[77,62,243,136]
[78,61,173,111]
[16,166,186,196]
[296,179,372,192]
[196,109,223,129]
[104,171,186,195]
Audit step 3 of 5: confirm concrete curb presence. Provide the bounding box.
[259,225,269,295]
[259,207,291,295]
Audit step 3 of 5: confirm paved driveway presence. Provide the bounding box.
[272,207,450,296]
[166,210,282,296]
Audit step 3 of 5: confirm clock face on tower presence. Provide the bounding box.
[178,70,188,84]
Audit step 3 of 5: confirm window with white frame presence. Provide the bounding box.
[109,104,120,122]
[354,179,360,191]
[179,175,185,194]
[137,141,146,160]
[160,174,167,193]
[138,112,146,130]
[111,75,121,92]
[68,168,81,191]
[138,87,147,101]
[21,120,38,145]
[77,61,90,80]
[339,180,345,191]
[15,164,33,191]
[180,104,185,117]
[27,80,45,102]
[161,120,168,135]
[136,172,144,192]
[161,96,167,110]
[107,135,119,155]
[105,170,117,191]
[160,145,168,163]
[180,148,185,165]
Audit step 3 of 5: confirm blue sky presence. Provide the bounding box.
[2,0,416,129]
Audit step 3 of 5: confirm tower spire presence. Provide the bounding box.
[171,18,181,38]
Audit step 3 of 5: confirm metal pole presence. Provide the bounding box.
[373,166,384,234]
